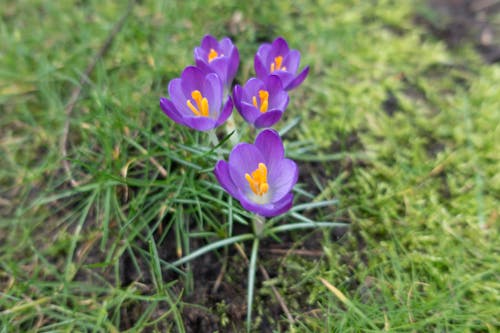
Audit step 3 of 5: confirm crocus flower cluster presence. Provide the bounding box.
[160,35,238,132]
[233,37,309,129]
[160,35,308,217]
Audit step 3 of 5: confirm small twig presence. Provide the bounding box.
[212,247,229,293]
[234,243,295,325]
[60,1,135,187]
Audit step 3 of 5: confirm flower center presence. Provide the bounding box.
[245,163,269,196]
[208,48,222,63]
[270,56,286,72]
[252,90,269,113]
[186,90,209,117]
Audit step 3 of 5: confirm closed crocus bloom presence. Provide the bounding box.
[160,66,233,131]
[214,129,298,217]
[194,35,239,90]
[254,37,309,91]
[233,75,289,128]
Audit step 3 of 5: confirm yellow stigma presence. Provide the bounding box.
[245,163,269,196]
[186,90,209,117]
[270,56,286,72]
[208,48,221,63]
[252,90,269,113]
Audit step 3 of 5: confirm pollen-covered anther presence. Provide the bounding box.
[270,56,286,72]
[187,90,209,117]
[252,90,269,113]
[245,163,269,196]
[208,48,223,63]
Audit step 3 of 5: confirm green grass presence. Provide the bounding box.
[1,0,499,332]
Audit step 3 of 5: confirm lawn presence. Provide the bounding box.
[1,0,498,332]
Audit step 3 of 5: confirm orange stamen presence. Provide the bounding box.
[186,90,209,117]
[208,48,221,63]
[245,163,269,196]
[270,56,286,72]
[252,90,269,113]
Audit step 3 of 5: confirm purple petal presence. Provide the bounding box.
[285,66,309,91]
[244,77,265,97]
[271,92,289,111]
[268,192,294,216]
[239,192,294,217]
[160,98,184,125]
[207,57,228,85]
[226,47,239,84]
[264,75,289,110]
[215,97,233,126]
[181,66,204,97]
[273,71,296,91]
[256,43,272,61]
[182,115,217,131]
[238,198,273,217]
[254,110,283,128]
[228,143,265,192]
[268,158,298,201]
[214,160,240,198]
[239,102,259,124]
[219,37,234,54]
[195,58,213,74]
[194,47,208,64]
[284,50,300,74]
[201,34,219,50]
[254,53,268,79]
[204,73,223,117]
[264,75,284,95]
[254,129,284,166]
[268,37,290,65]
[233,85,243,111]
[168,78,191,115]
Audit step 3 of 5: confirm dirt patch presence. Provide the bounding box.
[418,0,500,63]
[98,212,338,332]
[382,89,402,117]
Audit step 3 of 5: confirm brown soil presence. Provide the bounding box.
[419,0,500,63]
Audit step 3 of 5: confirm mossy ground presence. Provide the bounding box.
[1,1,498,332]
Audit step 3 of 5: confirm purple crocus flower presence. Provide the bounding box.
[194,35,239,90]
[214,129,298,217]
[254,37,309,91]
[160,66,233,131]
[233,75,289,128]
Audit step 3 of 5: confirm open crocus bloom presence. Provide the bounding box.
[160,66,233,131]
[254,37,309,91]
[194,35,239,91]
[214,129,298,217]
[233,75,289,128]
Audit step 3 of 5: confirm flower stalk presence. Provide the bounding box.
[252,215,266,238]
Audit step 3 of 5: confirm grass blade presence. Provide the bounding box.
[169,233,255,268]
[246,237,260,333]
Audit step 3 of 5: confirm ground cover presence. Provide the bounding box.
[1,0,498,332]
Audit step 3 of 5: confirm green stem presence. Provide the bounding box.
[224,114,240,146]
[252,215,265,237]
[208,129,219,147]
[208,129,223,159]
[247,237,260,333]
